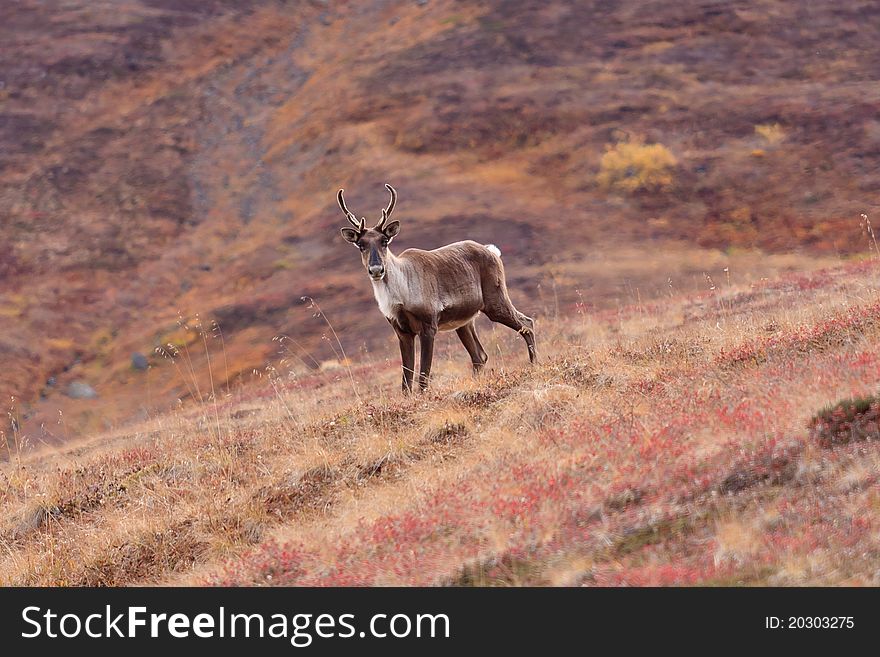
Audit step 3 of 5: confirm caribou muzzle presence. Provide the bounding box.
[368,248,385,280]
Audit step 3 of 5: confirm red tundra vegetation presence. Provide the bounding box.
[2,259,879,586]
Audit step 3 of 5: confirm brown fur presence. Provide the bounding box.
[339,186,536,392]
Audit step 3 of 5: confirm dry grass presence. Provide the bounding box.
[2,259,880,586]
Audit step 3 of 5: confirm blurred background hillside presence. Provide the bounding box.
[2,0,879,443]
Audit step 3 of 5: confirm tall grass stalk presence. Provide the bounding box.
[301,296,360,402]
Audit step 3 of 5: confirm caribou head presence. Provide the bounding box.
[338,184,400,281]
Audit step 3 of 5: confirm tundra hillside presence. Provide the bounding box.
[2,259,879,585]
[2,0,879,440]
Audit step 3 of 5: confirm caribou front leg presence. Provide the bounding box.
[418,324,437,391]
[395,330,415,393]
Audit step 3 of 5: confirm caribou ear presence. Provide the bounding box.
[382,220,400,239]
[340,227,360,243]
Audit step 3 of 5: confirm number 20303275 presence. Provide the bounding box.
[765,617,854,629]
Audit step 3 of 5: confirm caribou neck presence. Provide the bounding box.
[370,249,410,321]
[376,248,403,286]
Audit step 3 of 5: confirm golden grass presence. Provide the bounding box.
[2,260,880,586]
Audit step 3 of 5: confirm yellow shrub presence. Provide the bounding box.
[755,123,785,145]
[597,140,677,193]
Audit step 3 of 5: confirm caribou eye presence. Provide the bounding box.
[381,238,389,247]
[357,243,366,252]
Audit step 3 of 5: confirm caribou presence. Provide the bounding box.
[338,184,536,392]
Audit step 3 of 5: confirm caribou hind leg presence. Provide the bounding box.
[483,303,536,363]
[456,320,488,374]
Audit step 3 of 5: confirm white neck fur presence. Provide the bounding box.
[370,251,416,319]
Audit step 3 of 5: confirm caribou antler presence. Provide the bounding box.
[337,189,365,232]
[375,183,397,231]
